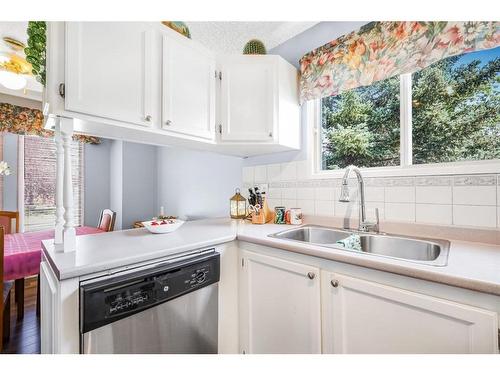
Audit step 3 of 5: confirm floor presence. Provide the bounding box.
[1,277,40,354]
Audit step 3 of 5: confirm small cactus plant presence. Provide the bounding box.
[243,39,267,55]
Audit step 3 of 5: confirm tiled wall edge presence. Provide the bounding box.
[242,162,500,230]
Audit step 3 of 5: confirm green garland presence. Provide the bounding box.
[25,21,46,86]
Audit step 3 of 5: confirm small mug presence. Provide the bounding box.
[274,206,286,224]
[285,208,302,225]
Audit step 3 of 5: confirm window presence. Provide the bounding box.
[23,135,84,232]
[319,46,500,171]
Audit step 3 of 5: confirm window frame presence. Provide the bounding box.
[18,135,85,233]
[308,73,500,179]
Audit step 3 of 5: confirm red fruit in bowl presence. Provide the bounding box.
[160,220,169,225]
[151,221,159,226]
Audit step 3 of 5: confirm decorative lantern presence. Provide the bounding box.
[230,188,247,219]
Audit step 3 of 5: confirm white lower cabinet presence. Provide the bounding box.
[40,261,58,354]
[321,271,499,354]
[239,250,322,354]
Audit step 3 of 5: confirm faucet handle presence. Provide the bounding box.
[361,208,380,233]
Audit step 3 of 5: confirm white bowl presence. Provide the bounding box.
[142,219,185,234]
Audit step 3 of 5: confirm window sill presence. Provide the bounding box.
[308,159,500,179]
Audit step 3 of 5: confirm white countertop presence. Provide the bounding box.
[42,218,500,296]
[42,219,237,280]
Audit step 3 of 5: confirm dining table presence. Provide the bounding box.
[2,226,104,319]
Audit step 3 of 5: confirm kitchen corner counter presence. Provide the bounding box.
[43,218,500,296]
[236,222,500,297]
[42,218,238,280]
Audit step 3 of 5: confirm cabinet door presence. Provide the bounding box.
[40,261,58,354]
[65,22,156,127]
[219,57,277,142]
[162,33,215,140]
[322,272,499,354]
[239,250,321,354]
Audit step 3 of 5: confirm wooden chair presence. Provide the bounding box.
[97,209,116,232]
[1,226,14,352]
[0,211,24,321]
[0,211,19,235]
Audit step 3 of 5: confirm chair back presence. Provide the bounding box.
[0,211,19,234]
[97,209,116,232]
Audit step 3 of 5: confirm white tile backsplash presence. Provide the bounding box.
[335,201,359,218]
[385,202,415,222]
[297,199,315,215]
[453,185,496,206]
[280,162,297,181]
[245,161,499,230]
[296,187,315,200]
[364,186,385,202]
[296,160,309,180]
[416,186,452,205]
[385,186,415,203]
[267,199,281,210]
[242,167,254,184]
[254,166,267,183]
[267,164,281,182]
[415,204,452,225]
[282,199,297,209]
[453,205,497,228]
[267,187,282,199]
[314,187,335,201]
[315,200,334,217]
[281,188,297,200]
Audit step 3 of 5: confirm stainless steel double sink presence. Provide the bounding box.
[269,225,450,266]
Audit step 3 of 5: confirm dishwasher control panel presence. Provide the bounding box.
[80,250,220,333]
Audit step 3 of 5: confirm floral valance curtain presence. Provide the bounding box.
[0,103,100,144]
[300,21,500,102]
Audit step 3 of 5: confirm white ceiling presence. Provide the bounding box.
[186,22,318,54]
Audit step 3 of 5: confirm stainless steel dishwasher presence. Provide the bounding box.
[79,249,219,354]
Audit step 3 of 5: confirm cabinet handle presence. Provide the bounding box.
[307,272,315,280]
[330,280,339,288]
[165,120,172,126]
[145,115,152,122]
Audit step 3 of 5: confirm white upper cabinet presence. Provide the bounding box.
[46,22,300,156]
[219,56,276,142]
[161,31,216,141]
[218,55,300,148]
[65,22,158,127]
[322,272,499,354]
[239,250,321,354]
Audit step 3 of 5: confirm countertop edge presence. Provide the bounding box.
[42,235,236,281]
[237,234,500,297]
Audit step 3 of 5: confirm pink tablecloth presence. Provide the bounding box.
[3,226,104,281]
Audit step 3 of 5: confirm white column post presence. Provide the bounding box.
[60,118,76,252]
[54,118,65,246]
[400,73,413,167]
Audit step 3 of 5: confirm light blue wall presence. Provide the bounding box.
[243,21,368,166]
[84,139,111,227]
[122,141,158,229]
[157,147,243,220]
[109,139,123,229]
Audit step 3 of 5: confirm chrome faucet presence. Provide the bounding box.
[338,165,379,232]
